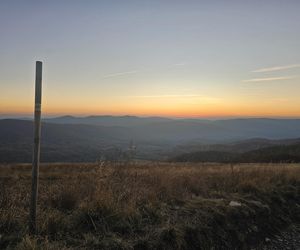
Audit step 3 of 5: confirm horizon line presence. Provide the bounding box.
[2,113,300,120]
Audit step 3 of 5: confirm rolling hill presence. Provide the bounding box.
[171,143,300,163]
[1,116,300,162]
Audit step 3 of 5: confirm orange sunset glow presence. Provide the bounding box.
[0,0,300,120]
[2,91,300,118]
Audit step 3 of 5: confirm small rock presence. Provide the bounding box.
[229,201,242,207]
[265,237,271,243]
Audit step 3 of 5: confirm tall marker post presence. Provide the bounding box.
[29,61,43,234]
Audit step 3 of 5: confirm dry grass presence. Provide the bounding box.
[0,162,300,249]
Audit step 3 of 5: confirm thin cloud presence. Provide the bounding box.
[103,70,138,79]
[102,62,187,79]
[253,64,300,73]
[129,94,202,98]
[172,62,187,67]
[166,62,188,69]
[242,76,297,83]
[271,98,289,103]
[127,95,221,103]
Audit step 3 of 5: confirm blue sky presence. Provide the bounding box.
[1,0,300,117]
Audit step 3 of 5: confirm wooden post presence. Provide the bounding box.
[29,61,43,234]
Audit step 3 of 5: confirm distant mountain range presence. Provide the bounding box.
[44,115,173,127]
[1,116,300,163]
[41,116,300,143]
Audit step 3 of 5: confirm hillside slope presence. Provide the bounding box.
[172,143,300,163]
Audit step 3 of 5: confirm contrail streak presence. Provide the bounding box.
[253,64,300,73]
[242,76,297,82]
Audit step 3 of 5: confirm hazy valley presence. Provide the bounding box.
[1,116,300,163]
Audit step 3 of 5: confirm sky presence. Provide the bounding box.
[0,0,300,118]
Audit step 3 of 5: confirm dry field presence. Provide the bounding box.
[1,162,300,249]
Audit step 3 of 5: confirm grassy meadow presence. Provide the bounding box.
[1,162,300,249]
